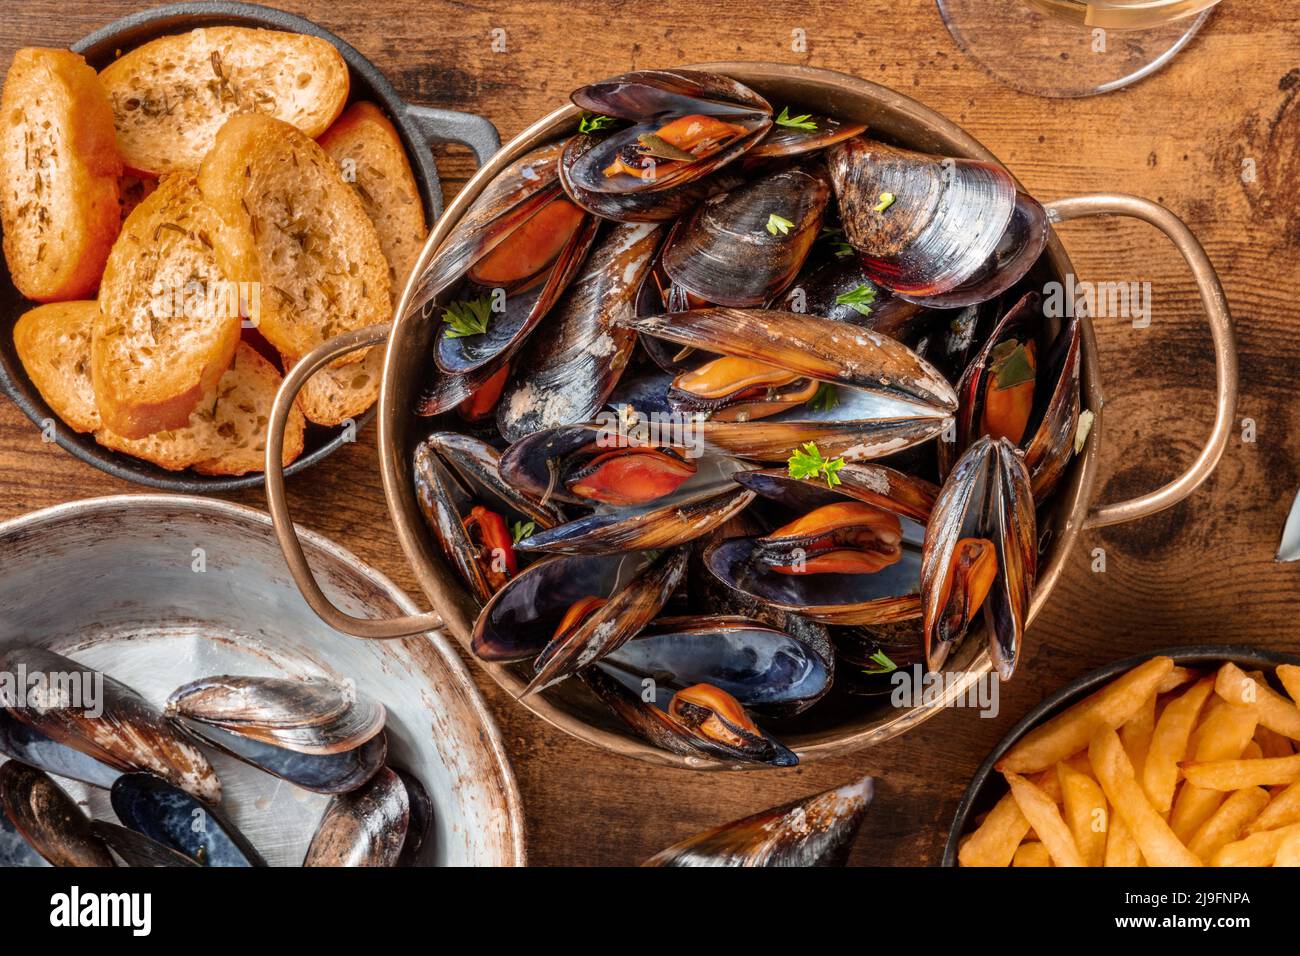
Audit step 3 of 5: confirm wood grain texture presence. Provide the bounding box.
[1,0,1298,866]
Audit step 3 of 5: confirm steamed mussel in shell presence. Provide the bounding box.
[406,67,1083,763]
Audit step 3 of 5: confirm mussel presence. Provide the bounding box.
[750,112,868,159]
[0,761,114,867]
[165,676,387,794]
[643,776,874,866]
[110,772,265,867]
[0,709,121,790]
[827,137,1048,308]
[0,647,219,802]
[303,766,413,867]
[921,436,1036,679]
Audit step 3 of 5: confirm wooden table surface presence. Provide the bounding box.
[2,0,1297,866]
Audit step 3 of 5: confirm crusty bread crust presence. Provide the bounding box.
[99,27,349,176]
[94,174,242,439]
[13,301,103,433]
[198,113,391,369]
[95,342,305,474]
[0,48,122,301]
[285,346,383,427]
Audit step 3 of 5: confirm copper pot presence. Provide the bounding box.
[265,63,1237,769]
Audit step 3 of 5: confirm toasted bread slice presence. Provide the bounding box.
[284,346,383,427]
[198,113,391,368]
[118,173,158,225]
[94,173,242,439]
[0,48,122,301]
[319,101,427,289]
[12,301,102,433]
[99,27,349,176]
[96,342,305,475]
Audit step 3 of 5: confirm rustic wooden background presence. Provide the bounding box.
[1,0,1297,866]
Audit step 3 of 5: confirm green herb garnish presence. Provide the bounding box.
[863,650,898,675]
[441,297,494,338]
[835,283,878,317]
[766,213,794,236]
[989,340,1035,390]
[811,382,838,412]
[874,191,896,213]
[578,114,616,134]
[636,132,698,163]
[787,442,845,489]
[774,106,817,131]
[820,226,853,259]
[511,520,536,544]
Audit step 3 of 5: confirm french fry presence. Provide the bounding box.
[1215,662,1300,741]
[1156,666,1199,694]
[1182,753,1300,790]
[1013,841,1052,867]
[1245,780,1300,834]
[1143,677,1214,814]
[1120,693,1157,780]
[1089,728,1201,866]
[1058,762,1107,866]
[1256,725,1296,759]
[1103,811,1144,866]
[1211,822,1300,867]
[1277,664,1300,705]
[1186,787,1270,863]
[1005,772,1085,867]
[958,790,1031,867]
[1275,828,1300,867]
[1242,741,1265,760]
[997,657,1175,773]
[1170,699,1258,842]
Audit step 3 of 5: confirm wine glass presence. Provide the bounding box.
[937,0,1222,98]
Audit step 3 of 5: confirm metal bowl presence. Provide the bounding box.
[0,1,499,492]
[941,645,1300,866]
[0,494,525,865]
[267,63,1237,769]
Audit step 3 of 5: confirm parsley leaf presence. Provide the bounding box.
[811,382,838,412]
[874,191,896,213]
[863,650,898,675]
[511,520,536,544]
[578,114,616,134]
[787,442,845,489]
[820,226,854,259]
[835,283,878,317]
[441,297,494,338]
[774,106,817,131]
[766,213,794,236]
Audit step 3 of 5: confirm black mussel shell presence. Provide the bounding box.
[303,766,409,867]
[110,773,265,867]
[92,821,199,867]
[0,709,120,789]
[0,761,114,867]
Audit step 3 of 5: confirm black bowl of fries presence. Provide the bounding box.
[944,646,1300,867]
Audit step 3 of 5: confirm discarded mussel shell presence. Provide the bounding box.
[497,221,665,442]
[661,166,830,308]
[629,308,957,461]
[0,761,114,867]
[303,766,409,867]
[826,138,1047,308]
[922,436,1036,679]
[947,292,1081,499]
[166,676,388,794]
[750,113,868,159]
[414,432,563,602]
[0,709,120,789]
[643,776,874,866]
[111,772,265,867]
[0,647,220,803]
[581,667,797,767]
[568,70,772,196]
[598,614,833,717]
[92,821,200,867]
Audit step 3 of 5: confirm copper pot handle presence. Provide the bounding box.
[1044,194,1237,530]
[265,323,444,638]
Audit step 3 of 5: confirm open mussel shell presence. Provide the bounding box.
[524,548,688,696]
[0,647,219,803]
[92,821,200,867]
[827,137,1045,307]
[111,773,265,867]
[750,114,868,159]
[568,70,772,196]
[0,761,114,867]
[661,167,830,308]
[0,710,120,789]
[497,221,664,442]
[629,308,957,461]
[922,436,1036,680]
[303,766,409,867]
[598,614,833,717]
[644,776,873,866]
[580,668,797,767]
[704,467,931,626]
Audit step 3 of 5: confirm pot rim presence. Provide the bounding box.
[0,493,527,865]
[940,644,1300,867]
[378,61,1103,769]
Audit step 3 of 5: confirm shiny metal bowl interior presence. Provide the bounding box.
[378,63,1102,769]
[0,495,525,864]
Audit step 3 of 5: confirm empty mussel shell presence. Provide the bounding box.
[0,647,219,803]
[110,772,265,867]
[0,761,114,867]
[303,766,409,867]
[643,776,874,866]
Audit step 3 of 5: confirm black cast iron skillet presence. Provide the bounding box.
[941,644,1300,866]
[0,1,499,492]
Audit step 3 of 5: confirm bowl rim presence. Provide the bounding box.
[940,644,1300,866]
[378,61,1103,769]
[0,492,527,866]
